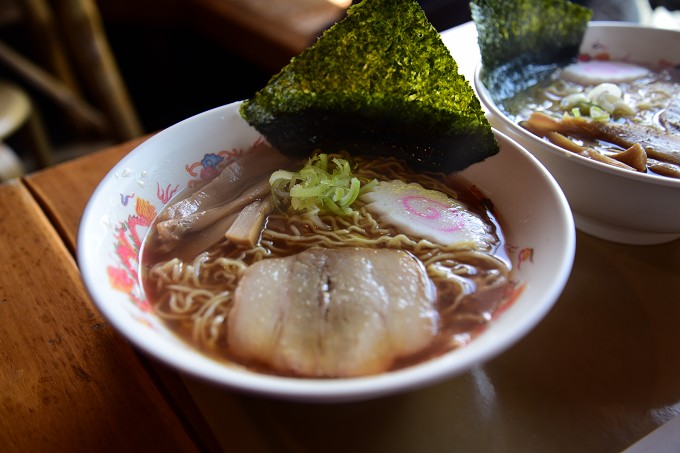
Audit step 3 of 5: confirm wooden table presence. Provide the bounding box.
[2,22,680,452]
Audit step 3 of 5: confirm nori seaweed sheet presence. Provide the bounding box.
[240,0,498,173]
[471,0,592,106]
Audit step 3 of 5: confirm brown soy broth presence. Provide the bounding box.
[393,283,512,372]
[502,62,680,177]
[503,63,680,125]
[140,155,516,378]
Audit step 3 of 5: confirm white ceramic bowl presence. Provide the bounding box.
[475,22,680,245]
[78,101,575,402]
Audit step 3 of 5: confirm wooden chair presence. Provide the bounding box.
[0,78,50,179]
[0,0,142,170]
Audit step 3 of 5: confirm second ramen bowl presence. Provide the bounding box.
[475,22,680,245]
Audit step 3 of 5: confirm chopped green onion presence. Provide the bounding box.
[589,105,610,122]
[269,153,375,216]
[359,178,378,194]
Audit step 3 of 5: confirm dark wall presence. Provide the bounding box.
[103,22,273,134]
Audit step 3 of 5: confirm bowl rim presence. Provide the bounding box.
[77,102,575,402]
[473,21,680,189]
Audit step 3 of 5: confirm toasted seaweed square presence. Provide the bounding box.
[240,0,498,173]
[471,0,592,104]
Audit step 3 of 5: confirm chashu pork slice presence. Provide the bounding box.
[227,247,438,377]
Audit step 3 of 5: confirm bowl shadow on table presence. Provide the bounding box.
[184,233,680,453]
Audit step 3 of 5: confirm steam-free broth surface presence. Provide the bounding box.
[141,153,517,378]
[501,60,680,178]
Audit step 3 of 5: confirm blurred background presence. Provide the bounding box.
[0,0,678,180]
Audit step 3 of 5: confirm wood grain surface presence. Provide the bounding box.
[0,178,201,451]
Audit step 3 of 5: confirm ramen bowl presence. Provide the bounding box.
[474,22,680,245]
[78,101,574,403]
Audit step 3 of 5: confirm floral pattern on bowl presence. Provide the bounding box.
[104,137,265,330]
